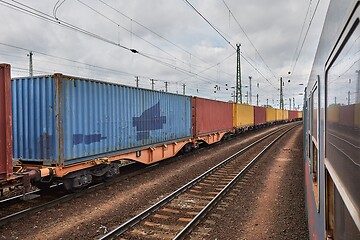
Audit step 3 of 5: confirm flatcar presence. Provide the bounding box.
[0,64,301,192]
[303,0,360,239]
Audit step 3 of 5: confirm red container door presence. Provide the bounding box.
[0,64,13,180]
[289,110,297,120]
[254,106,266,125]
[192,97,233,136]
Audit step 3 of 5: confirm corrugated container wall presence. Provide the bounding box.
[276,109,283,121]
[233,104,254,128]
[298,111,303,119]
[266,108,276,122]
[283,110,289,120]
[12,75,192,166]
[254,106,266,125]
[192,97,233,136]
[288,110,298,120]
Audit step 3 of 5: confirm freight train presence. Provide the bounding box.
[303,0,360,239]
[0,65,301,192]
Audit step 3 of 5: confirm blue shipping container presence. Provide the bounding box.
[12,74,192,166]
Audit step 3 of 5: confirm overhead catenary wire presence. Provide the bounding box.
[76,0,186,62]
[0,0,132,52]
[0,0,229,87]
[182,0,277,91]
[0,40,228,91]
[289,1,311,74]
[183,0,236,50]
[94,0,235,79]
[222,0,277,81]
[290,0,322,76]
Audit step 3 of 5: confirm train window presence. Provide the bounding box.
[311,87,318,142]
[326,169,360,239]
[333,185,360,239]
[308,134,311,159]
[312,143,318,183]
[325,170,335,238]
[326,7,360,235]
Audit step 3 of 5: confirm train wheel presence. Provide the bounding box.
[62,174,92,192]
[182,143,193,153]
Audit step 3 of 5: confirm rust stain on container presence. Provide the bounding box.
[0,64,13,180]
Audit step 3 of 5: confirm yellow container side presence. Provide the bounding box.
[233,104,254,128]
[284,110,289,120]
[276,109,283,121]
[327,105,340,123]
[298,111,303,119]
[266,108,276,122]
[355,103,360,128]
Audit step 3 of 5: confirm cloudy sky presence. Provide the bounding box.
[0,0,330,109]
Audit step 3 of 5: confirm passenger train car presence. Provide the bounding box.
[304,0,360,239]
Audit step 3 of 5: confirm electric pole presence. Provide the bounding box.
[293,97,295,110]
[266,98,269,107]
[150,79,155,90]
[164,82,168,92]
[289,98,292,110]
[249,76,252,105]
[246,91,249,104]
[135,76,139,88]
[280,77,284,110]
[236,44,242,103]
[256,94,259,106]
[182,84,186,95]
[27,51,33,77]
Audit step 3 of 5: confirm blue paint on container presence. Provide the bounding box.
[11,75,192,166]
[133,101,166,140]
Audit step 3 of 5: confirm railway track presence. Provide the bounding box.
[0,123,296,230]
[99,123,300,240]
[0,162,148,227]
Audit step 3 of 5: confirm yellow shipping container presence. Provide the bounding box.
[233,104,254,128]
[276,109,283,121]
[298,111,303,119]
[355,103,360,128]
[327,104,339,124]
[266,108,276,122]
[283,110,289,120]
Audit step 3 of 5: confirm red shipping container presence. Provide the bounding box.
[339,104,355,128]
[192,97,233,136]
[254,106,266,125]
[0,64,13,180]
[289,110,298,120]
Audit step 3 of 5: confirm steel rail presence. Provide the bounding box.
[173,123,298,239]
[99,123,299,240]
[0,161,165,226]
[0,183,63,205]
